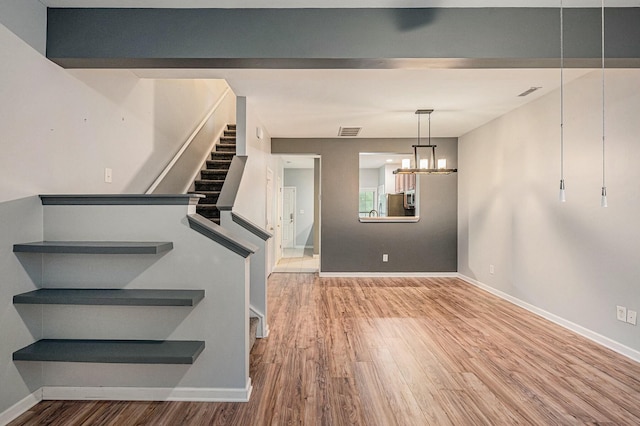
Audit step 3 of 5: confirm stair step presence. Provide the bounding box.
[194,180,224,191]
[227,124,236,131]
[13,289,205,307]
[211,152,235,161]
[220,136,236,143]
[206,159,232,170]
[200,169,229,180]
[216,144,237,153]
[223,130,236,137]
[250,317,259,352]
[196,204,220,219]
[13,241,173,255]
[13,339,205,364]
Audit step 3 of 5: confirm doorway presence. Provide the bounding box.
[273,155,320,273]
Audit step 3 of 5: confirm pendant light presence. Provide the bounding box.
[393,109,457,175]
[600,0,608,207]
[559,0,566,202]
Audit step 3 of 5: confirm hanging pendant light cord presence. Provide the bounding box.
[601,0,606,192]
[560,0,565,193]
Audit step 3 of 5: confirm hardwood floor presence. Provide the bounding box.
[10,274,640,425]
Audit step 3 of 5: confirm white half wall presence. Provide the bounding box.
[458,69,640,354]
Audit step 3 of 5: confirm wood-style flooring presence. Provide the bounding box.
[10,274,640,425]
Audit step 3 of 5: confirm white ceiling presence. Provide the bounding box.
[136,68,594,138]
[39,1,640,8]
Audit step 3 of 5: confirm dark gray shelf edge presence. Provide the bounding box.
[13,241,174,254]
[13,289,205,307]
[187,214,257,258]
[13,339,205,364]
[40,194,203,206]
[216,156,247,211]
[231,212,272,241]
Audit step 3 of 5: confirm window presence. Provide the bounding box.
[359,188,377,217]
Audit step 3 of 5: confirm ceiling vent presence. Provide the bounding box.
[338,126,362,137]
[518,86,542,97]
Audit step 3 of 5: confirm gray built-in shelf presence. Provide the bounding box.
[13,339,205,364]
[14,289,205,307]
[13,241,173,255]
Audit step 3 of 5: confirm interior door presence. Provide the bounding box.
[282,187,296,250]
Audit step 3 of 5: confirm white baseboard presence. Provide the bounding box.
[0,390,42,425]
[458,274,640,363]
[260,324,270,338]
[41,379,253,403]
[318,272,458,278]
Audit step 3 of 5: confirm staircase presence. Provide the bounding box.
[192,124,236,224]
[189,125,261,352]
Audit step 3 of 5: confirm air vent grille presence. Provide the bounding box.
[338,126,362,137]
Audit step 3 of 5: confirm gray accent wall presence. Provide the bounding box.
[45,8,640,69]
[273,137,457,273]
[458,69,640,355]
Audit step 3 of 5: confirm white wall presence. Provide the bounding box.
[459,69,640,356]
[234,98,275,229]
[0,24,228,203]
[233,97,281,271]
[234,97,280,274]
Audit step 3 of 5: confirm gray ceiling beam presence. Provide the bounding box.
[46,8,640,69]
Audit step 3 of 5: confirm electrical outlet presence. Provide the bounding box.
[382,254,388,262]
[489,264,495,274]
[104,167,113,183]
[627,310,637,325]
[616,305,627,322]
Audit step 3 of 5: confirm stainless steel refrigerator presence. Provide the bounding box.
[387,193,414,216]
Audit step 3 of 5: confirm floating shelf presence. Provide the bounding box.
[13,241,173,255]
[14,289,204,307]
[13,339,205,364]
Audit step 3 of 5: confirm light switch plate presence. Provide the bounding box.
[104,167,113,183]
[617,305,627,322]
